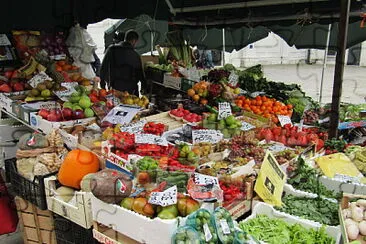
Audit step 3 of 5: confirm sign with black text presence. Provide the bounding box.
[192,130,223,144]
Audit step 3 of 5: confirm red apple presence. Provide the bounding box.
[13,82,25,92]
[73,109,85,119]
[61,108,73,120]
[38,109,50,119]
[4,71,13,79]
[47,112,58,122]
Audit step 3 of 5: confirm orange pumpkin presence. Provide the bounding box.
[58,149,99,189]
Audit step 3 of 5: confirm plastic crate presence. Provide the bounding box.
[145,67,166,83]
[53,213,96,244]
[5,158,57,210]
[181,78,196,92]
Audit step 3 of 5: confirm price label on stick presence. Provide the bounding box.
[194,173,219,186]
[218,102,232,120]
[220,219,231,234]
[277,115,293,127]
[54,82,78,101]
[228,72,239,86]
[135,133,168,146]
[192,130,223,144]
[28,71,53,88]
[148,186,177,206]
[241,121,256,131]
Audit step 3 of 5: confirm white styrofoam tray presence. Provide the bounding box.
[91,194,183,244]
[243,202,341,244]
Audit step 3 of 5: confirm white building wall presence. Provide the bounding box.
[225,32,362,67]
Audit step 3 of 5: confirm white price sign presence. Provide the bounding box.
[54,82,79,101]
[218,102,232,120]
[194,173,219,186]
[102,104,141,125]
[192,130,223,144]
[203,223,213,241]
[220,219,231,234]
[119,120,146,134]
[228,72,239,86]
[28,71,52,88]
[148,185,177,206]
[241,121,256,131]
[277,115,293,127]
[135,133,168,146]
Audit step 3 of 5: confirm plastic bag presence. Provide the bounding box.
[172,226,200,244]
[213,207,236,244]
[186,209,218,243]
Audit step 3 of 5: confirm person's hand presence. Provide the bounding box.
[93,76,101,83]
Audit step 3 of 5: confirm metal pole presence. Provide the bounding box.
[151,31,154,55]
[329,0,351,139]
[222,28,226,66]
[319,24,332,104]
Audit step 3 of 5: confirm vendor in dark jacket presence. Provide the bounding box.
[100,30,146,94]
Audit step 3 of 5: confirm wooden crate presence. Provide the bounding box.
[93,221,141,244]
[15,197,56,244]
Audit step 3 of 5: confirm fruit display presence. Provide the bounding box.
[187,80,210,105]
[25,79,59,102]
[235,95,293,123]
[142,122,166,136]
[156,170,190,193]
[202,113,242,138]
[158,157,196,172]
[178,143,199,164]
[257,124,326,150]
[135,156,159,185]
[62,86,95,118]
[169,107,203,123]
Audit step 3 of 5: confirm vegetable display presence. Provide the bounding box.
[186,209,218,244]
[287,157,339,199]
[239,215,335,244]
[212,207,236,244]
[276,195,339,226]
[341,198,366,241]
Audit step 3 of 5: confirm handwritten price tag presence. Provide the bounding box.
[194,173,219,186]
[119,120,146,134]
[241,121,256,131]
[28,71,52,88]
[277,115,293,127]
[228,72,239,86]
[192,130,223,144]
[218,102,232,120]
[135,133,168,146]
[203,223,213,241]
[148,186,177,206]
[54,82,78,101]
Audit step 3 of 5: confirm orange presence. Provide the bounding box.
[193,94,200,102]
[200,98,208,105]
[287,104,293,109]
[236,100,243,107]
[255,96,261,101]
[187,89,195,97]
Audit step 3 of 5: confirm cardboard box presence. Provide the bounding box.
[44,176,93,229]
[91,195,181,244]
[12,101,61,124]
[29,113,96,134]
[15,197,57,244]
[93,222,140,244]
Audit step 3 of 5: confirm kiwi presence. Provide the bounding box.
[36,83,47,91]
[30,88,40,97]
[45,80,53,89]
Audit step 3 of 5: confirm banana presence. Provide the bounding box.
[37,63,47,72]
[18,56,39,77]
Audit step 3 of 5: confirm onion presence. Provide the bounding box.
[346,224,359,240]
[359,221,366,235]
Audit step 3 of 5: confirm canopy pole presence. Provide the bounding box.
[151,31,154,55]
[329,0,351,139]
[222,28,226,66]
[319,24,332,104]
